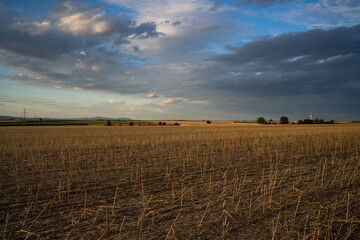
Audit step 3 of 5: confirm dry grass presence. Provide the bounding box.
[0,124,359,239]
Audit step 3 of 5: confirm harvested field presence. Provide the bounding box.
[1,125,360,239]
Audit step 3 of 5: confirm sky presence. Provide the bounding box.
[0,0,359,121]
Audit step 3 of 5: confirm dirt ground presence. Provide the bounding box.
[0,124,359,239]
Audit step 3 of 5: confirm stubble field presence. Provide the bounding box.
[1,124,360,239]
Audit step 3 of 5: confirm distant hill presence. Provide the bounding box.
[0,116,132,121]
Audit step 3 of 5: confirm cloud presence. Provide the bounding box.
[0,45,149,95]
[0,2,160,60]
[183,24,360,117]
[154,97,189,106]
[108,0,244,62]
[55,11,113,36]
[143,92,158,98]
[270,1,360,28]
[10,20,51,35]
[210,1,224,11]
[109,99,116,104]
[195,24,217,31]
[0,2,162,96]
[233,0,293,7]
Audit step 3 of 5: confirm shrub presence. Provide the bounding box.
[106,120,111,126]
[174,122,180,126]
[256,117,266,124]
[206,120,211,124]
[298,120,304,124]
[162,122,166,125]
[303,119,313,124]
[158,122,162,125]
[279,116,289,124]
[129,121,134,126]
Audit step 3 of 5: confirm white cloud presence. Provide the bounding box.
[91,65,100,71]
[10,20,51,35]
[144,92,157,98]
[154,97,188,106]
[109,0,238,62]
[55,11,111,36]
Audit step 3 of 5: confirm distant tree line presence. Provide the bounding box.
[257,116,335,125]
[298,118,334,124]
[257,116,289,124]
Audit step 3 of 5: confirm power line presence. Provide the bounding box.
[22,108,26,126]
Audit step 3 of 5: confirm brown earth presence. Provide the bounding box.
[0,124,359,239]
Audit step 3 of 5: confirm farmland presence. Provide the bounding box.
[1,124,360,239]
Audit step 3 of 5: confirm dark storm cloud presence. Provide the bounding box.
[0,3,160,60]
[215,25,360,66]
[0,2,160,95]
[0,47,148,94]
[187,25,360,118]
[0,27,88,60]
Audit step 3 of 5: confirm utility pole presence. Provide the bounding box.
[22,108,26,126]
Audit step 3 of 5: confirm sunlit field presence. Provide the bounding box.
[1,124,359,239]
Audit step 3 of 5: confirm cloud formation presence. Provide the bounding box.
[183,24,360,118]
[0,2,161,95]
[0,2,159,60]
[1,0,359,120]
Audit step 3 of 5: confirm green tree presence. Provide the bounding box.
[279,116,289,124]
[257,117,266,124]
[129,121,134,126]
[106,120,111,126]
[158,121,162,125]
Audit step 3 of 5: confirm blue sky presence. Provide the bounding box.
[0,0,359,121]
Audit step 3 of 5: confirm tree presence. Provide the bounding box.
[106,120,111,126]
[158,121,162,125]
[257,117,266,124]
[279,116,289,124]
[206,120,211,124]
[129,121,134,126]
[303,119,313,124]
[298,120,304,124]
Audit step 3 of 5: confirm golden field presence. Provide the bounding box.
[1,124,359,239]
